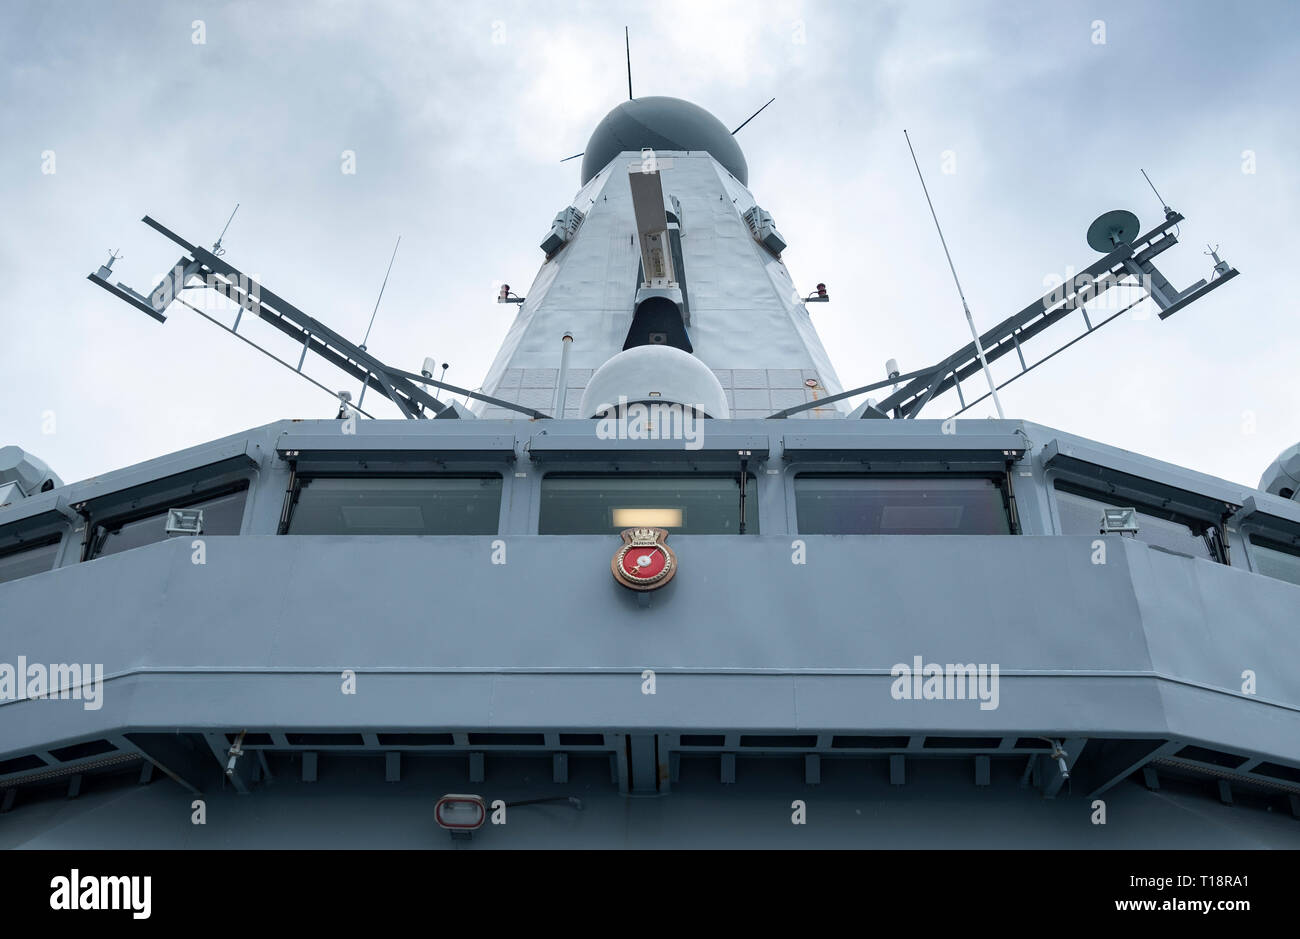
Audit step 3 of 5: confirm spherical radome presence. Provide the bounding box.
[581,96,748,186]
[580,345,729,419]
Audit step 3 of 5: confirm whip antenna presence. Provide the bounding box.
[212,203,240,256]
[731,97,775,136]
[361,235,401,351]
[1141,168,1173,216]
[903,129,1005,419]
[355,234,401,409]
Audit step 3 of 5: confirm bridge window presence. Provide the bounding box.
[88,485,248,559]
[1248,535,1300,586]
[794,476,1012,535]
[0,535,62,585]
[539,474,757,534]
[285,475,502,535]
[1052,483,1216,560]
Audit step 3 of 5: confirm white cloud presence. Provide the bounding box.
[1,0,1296,490]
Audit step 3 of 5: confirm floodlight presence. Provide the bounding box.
[1100,507,1139,535]
[165,507,204,536]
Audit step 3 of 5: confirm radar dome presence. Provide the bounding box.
[1260,443,1300,501]
[581,96,748,186]
[580,345,729,419]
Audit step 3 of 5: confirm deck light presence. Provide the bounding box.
[435,794,487,837]
[1099,507,1139,535]
[165,507,204,536]
[434,795,486,832]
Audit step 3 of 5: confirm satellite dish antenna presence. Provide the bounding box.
[1086,209,1141,252]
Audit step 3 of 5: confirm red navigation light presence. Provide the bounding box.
[435,793,487,831]
[816,283,828,299]
[498,284,510,302]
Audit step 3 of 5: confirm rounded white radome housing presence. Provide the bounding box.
[580,345,729,419]
[1259,443,1300,501]
[0,445,62,501]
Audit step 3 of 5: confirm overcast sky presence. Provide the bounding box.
[2,0,1296,489]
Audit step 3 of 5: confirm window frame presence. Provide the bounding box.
[536,470,760,536]
[82,480,252,561]
[1047,476,1228,563]
[1243,530,1300,586]
[279,470,507,537]
[0,532,64,584]
[790,470,1019,536]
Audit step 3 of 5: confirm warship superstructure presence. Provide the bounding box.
[2,94,1299,848]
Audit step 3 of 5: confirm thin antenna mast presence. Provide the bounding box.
[1140,168,1173,216]
[361,235,401,350]
[903,129,1005,419]
[212,203,240,256]
[356,234,401,410]
[625,26,633,100]
[731,97,775,135]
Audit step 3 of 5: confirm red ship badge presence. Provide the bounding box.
[611,527,677,591]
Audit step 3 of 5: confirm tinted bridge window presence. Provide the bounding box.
[794,476,1011,535]
[539,475,757,535]
[286,476,502,535]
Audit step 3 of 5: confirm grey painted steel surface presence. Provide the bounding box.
[3,531,1297,755]
[477,152,847,419]
[15,88,1283,847]
[3,417,1298,845]
[6,765,1300,849]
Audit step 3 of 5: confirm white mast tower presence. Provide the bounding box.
[478,96,848,421]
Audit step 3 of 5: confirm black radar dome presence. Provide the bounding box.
[581,96,748,186]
